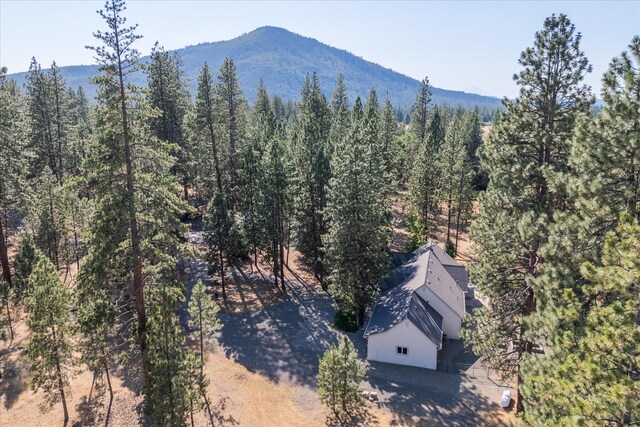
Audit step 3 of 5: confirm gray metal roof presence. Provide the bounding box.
[424,248,466,318]
[364,242,466,342]
[408,293,443,348]
[427,243,469,292]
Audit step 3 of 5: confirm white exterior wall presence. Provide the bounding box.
[417,286,462,339]
[366,320,439,370]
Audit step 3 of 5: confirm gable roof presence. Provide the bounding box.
[408,293,443,348]
[427,242,469,291]
[424,249,466,318]
[364,242,465,342]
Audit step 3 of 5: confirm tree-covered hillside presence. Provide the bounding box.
[7,26,502,109]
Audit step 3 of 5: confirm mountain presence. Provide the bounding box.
[7,26,502,109]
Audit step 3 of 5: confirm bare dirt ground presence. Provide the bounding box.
[2,188,516,427]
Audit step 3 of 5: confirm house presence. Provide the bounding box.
[363,242,467,369]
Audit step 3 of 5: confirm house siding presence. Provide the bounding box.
[367,320,439,369]
[417,286,462,339]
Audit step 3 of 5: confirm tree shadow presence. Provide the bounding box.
[325,405,379,427]
[209,395,238,426]
[74,385,106,426]
[0,344,28,411]
[216,269,341,388]
[363,360,512,426]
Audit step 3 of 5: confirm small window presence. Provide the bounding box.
[396,346,408,355]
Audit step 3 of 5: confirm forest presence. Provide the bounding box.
[0,0,638,426]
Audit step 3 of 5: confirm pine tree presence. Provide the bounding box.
[204,191,233,300]
[26,256,73,425]
[13,233,39,304]
[524,215,640,425]
[521,36,640,424]
[28,167,64,268]
[216,58,248,213]
[146,43,190,198]
[440,111,476,251]
[83,0,188,391]
[407,78,444,242]
[65,86,92,177]
[328,74,349,158]
[145,283,192,426]
[192,63,224,204]
[380,97,398,187]
[257,134,290,291]
[410,77,432,150]
[244,81,274,266]
[76,271,117,413]
[324,97,391,326]
[187,279,221,372]
[317,337,366,420]
[0,67,27,289]
[290,74,331,285]
[453,111,479,253]
[464,14,593,413]
[187,279,220,424]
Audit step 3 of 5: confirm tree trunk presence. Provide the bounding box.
[199,313,204,378]
[201,388,215,427]
[0,216,11,287]
[52,322,69,426]
[218,245,226,300]
[4,300,13,341]
[104,357,114,427]
[356,305,365,328]
[446,190,453,243]
[112,9,147,372]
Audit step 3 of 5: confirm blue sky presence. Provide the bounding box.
[1,1,638,98]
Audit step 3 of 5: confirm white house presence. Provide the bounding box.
[363,242,467,369]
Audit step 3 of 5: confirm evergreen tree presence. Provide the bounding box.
[407,78,444,242]
[257,134,290,291]
[192,63,224,204]
[328,74,349,157]
[13,233,40,304]
[410,77,432,149]
[380,97,398,186]
[525,215,640,425]
[324,97,391,326]
[244,81,274,266]
[440,112,475,251]
[522,36,640,423]
[28,167,64,268]
[464,14,593,413]
[0,67,27,288]
[65,86,92,177]
[216,58,248,213]
[317,337,366,420]
[290,74,331,284]
[145,283,193,426]
[187,279,220,424]
[26,256,73,425]
[146,43,190,198]
[204,191,233,300]
[187,279,222,372]
[408,111,442,241]
[83,0,188,392]
[453,111,479,252]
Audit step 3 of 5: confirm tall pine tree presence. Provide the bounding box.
[464,14,593,413]
[324,97,391,326]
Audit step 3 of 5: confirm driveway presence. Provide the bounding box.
[185,227,512,426]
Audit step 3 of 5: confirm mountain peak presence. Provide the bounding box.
[7,27,501,109]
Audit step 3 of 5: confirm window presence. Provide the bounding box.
[396,346,408,355]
